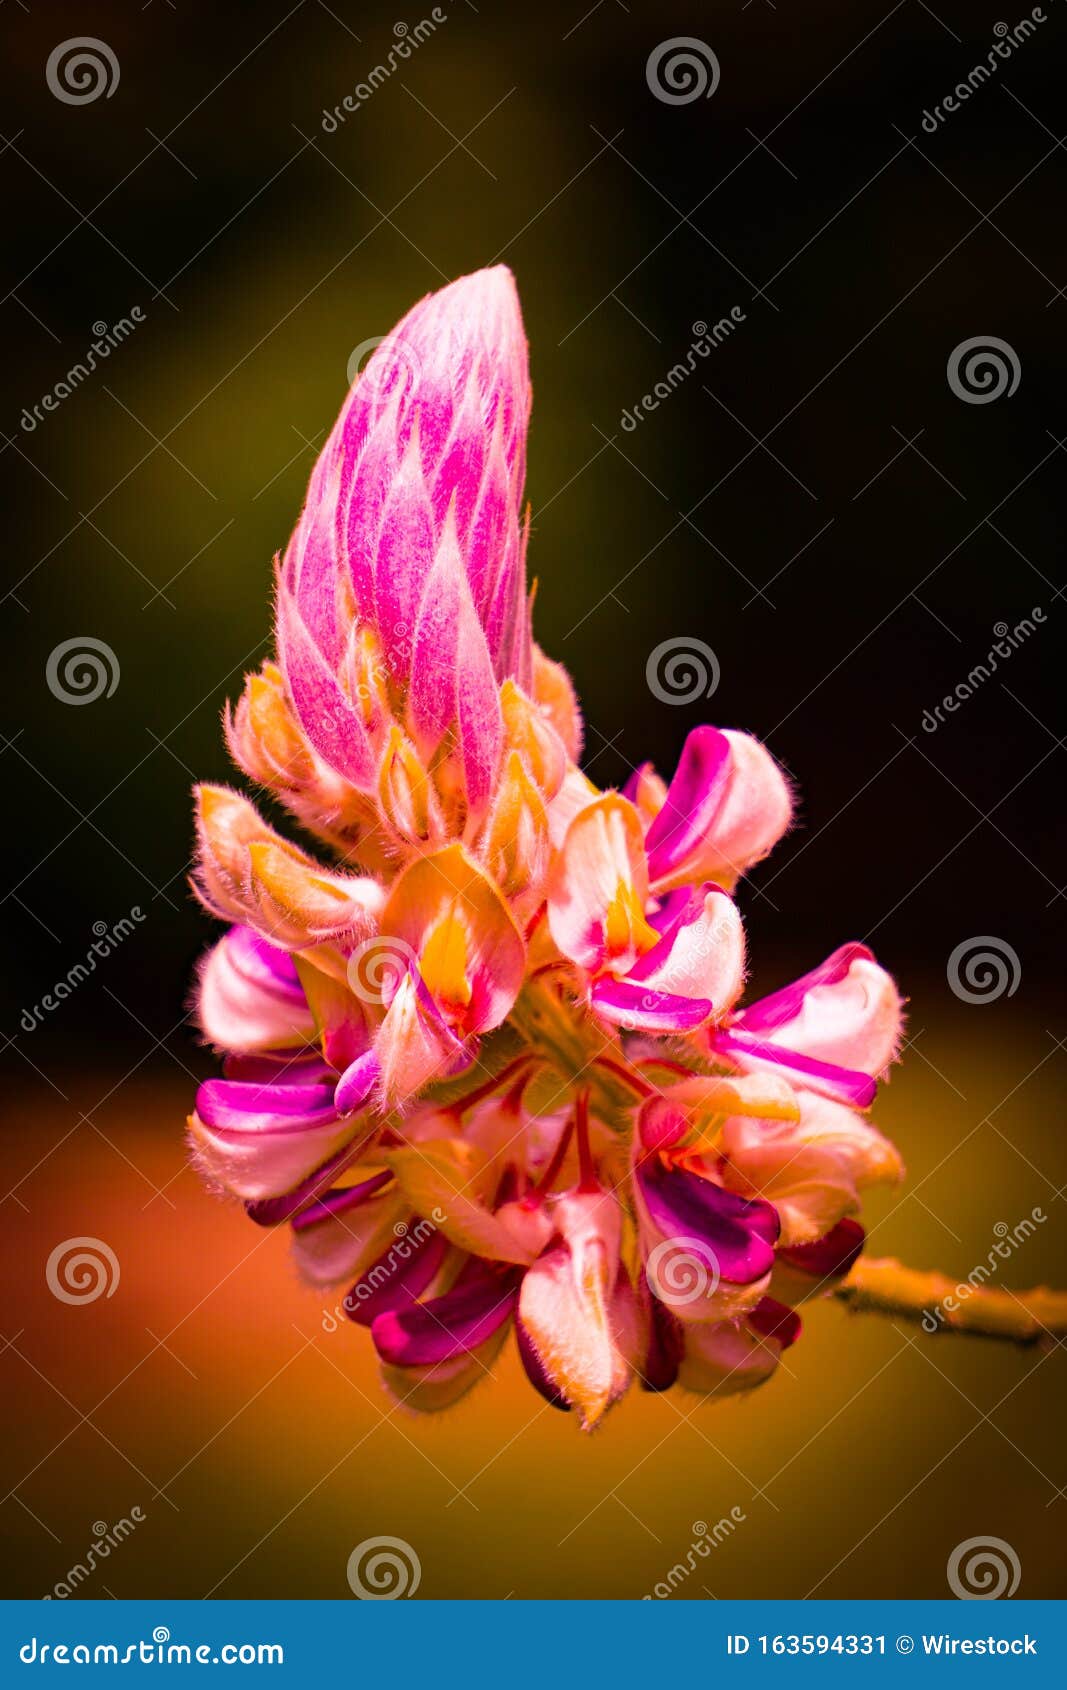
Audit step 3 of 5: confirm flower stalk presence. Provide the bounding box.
[833,1256,1067,1343]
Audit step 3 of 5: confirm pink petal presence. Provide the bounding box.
[274,577,375,788]
[629,883,744,1015]
[195,925,315,1054]
[736,943,904,1079]
[644,726,731,885]
[590,977,712,1033]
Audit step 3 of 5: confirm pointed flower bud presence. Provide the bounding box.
[277,267,533,826]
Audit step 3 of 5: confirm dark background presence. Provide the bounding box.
[3,0,1064,1057]
[1,0,1065,1600]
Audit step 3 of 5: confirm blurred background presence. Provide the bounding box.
[1,0,1064,1599]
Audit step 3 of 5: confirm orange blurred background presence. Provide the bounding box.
[5,996,1065,1599]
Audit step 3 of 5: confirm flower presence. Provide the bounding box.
[186,266,909,1428]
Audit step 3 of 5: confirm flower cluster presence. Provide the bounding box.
[188,267,905,1428]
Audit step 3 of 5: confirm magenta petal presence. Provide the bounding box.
[195,1078,338,1134]
[225,925,307,1000]
[371,1263,519,1366]
[641,1295,684,1393]
[344,1226,450,1328]
[481,535,522,683]
[645,726,731,884]
[591,977,712,1033]
[779,1218,865,1281]
[333,1050,380,1115]
[464,417,512,624]
[454,591,503,816]
[637,1157,780,1284]
[646,887,694,936]
[275,580,375,787]
[627,882,725,985]
[245,1148,381,1227]
[738,943,875,1035]
[407,523,503,809]
[408,531,462,749]
[747,1297,802,1350]
[713,1026,877,1108]
[432,383,487,538]
[371,431,436,683]
[291,1169,394,1232]
[341,409,397,629]
[283,443,346,668]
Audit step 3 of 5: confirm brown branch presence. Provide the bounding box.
[832,1255,1067,1344]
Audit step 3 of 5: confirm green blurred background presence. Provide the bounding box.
[2,0,1064,1598]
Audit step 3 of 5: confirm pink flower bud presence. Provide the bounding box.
[278,267,532,810]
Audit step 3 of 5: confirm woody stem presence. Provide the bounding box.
[832,1256,1067,1343]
